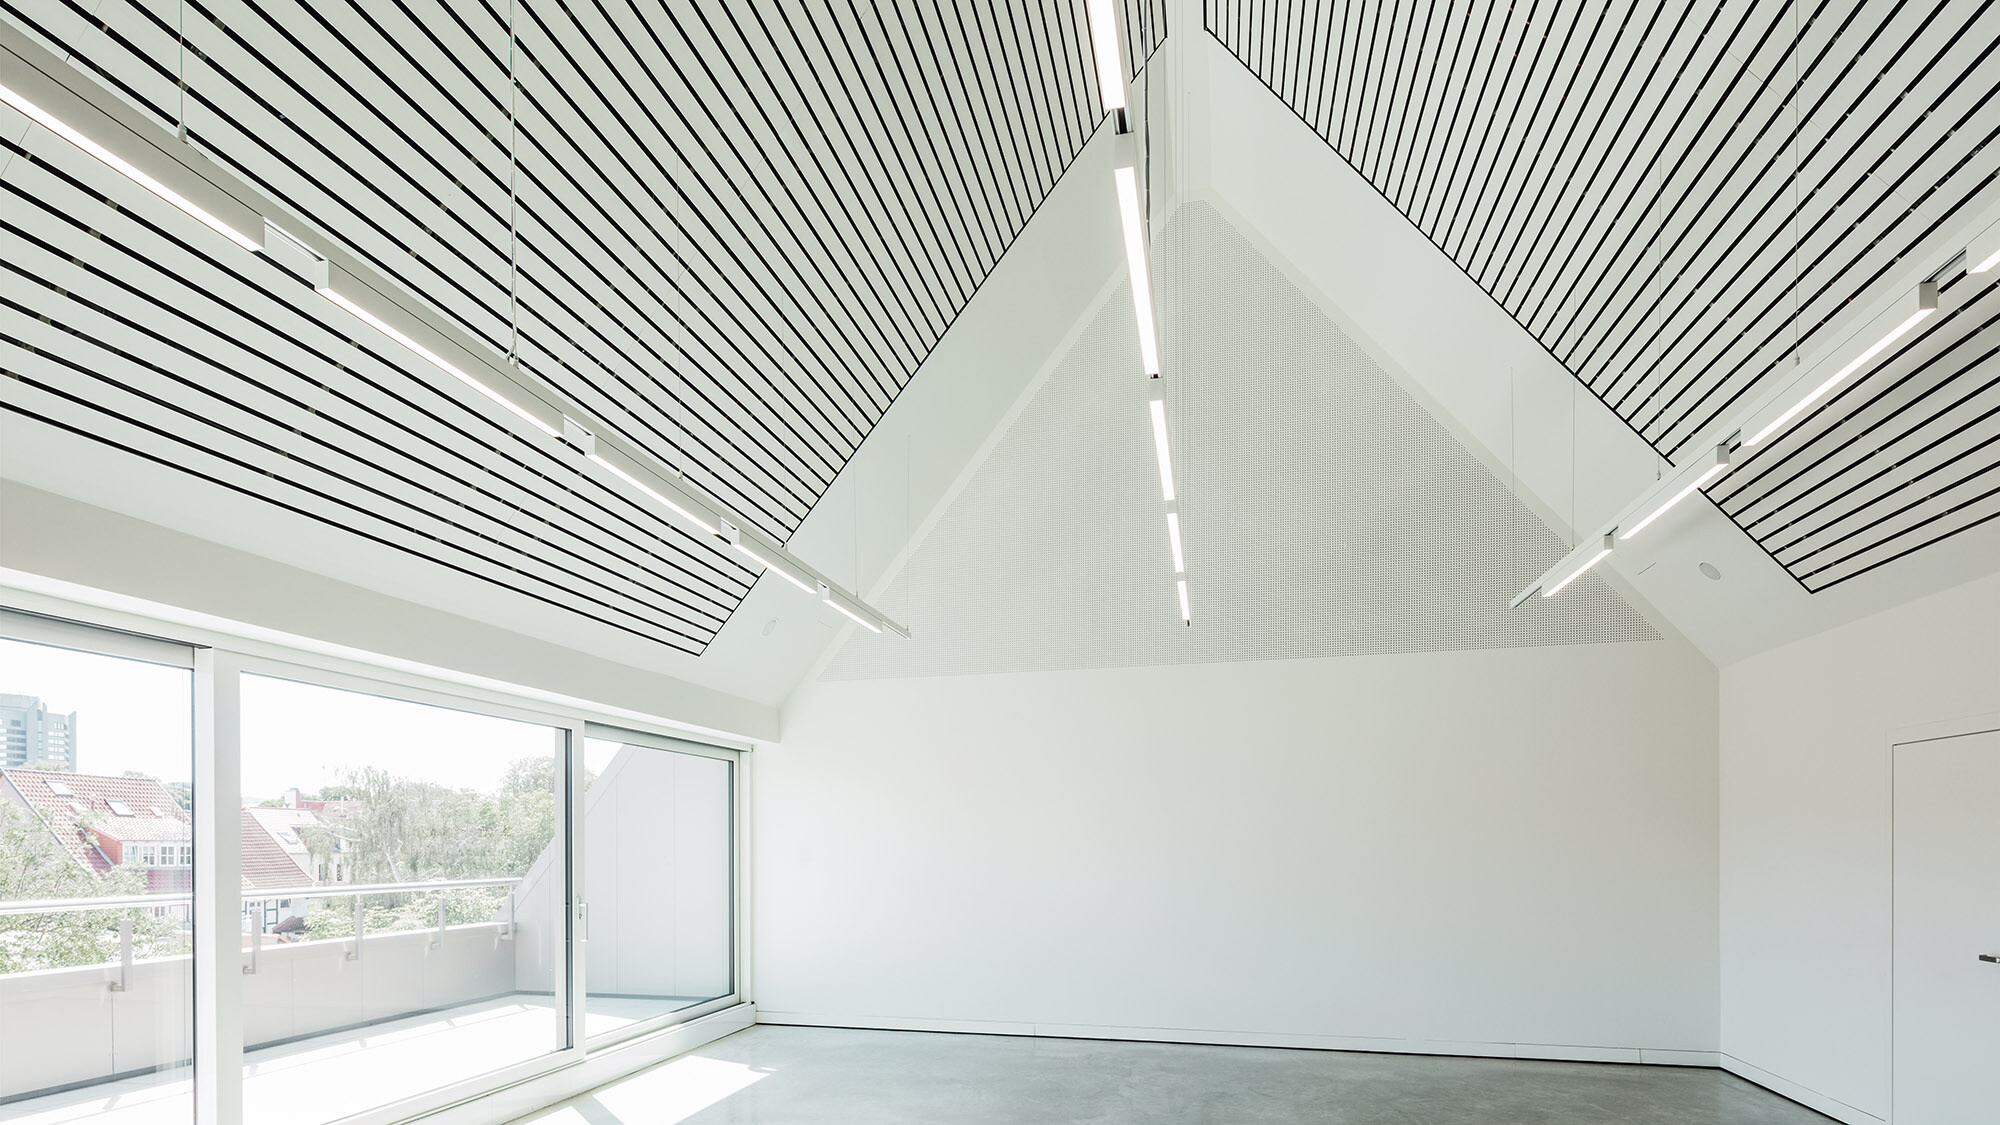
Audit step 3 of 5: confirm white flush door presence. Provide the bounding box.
[1894,728,2000,1124]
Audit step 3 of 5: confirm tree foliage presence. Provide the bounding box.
[0,803,183,973]
[293,756,573,939]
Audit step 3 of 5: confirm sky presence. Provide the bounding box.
[0,636,191,782]
[0,636,559,799]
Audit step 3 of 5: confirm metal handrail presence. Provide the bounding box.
[0,892,191,916]
[240,876,520,902]
[2,876,527,987]
[0,876,520,916]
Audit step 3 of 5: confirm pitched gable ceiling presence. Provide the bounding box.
[0,0,1165,653]
[1207,0,1998,593]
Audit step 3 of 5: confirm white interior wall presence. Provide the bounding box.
[1719,572,2000,1124]
[514,745,730,1000]
[755,636,1720,1061]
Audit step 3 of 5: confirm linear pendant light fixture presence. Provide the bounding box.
[0,25,909,638]
[1148,398,1176,502]
[1115,149,1162,376]
[1516,207,1983,607]
[1619,445,1731,541]
[1091,4,1188,625]
[818,583,882,634]
[1969,215,2000,274]
[1542,534,1615,599]
[317,285,562,439]
[0,80,261,252]
[1745,281,1938,447]
[1086,0,1127,115]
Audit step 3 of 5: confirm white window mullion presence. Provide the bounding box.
[564,718,587,1055]
[194,647,244,1125]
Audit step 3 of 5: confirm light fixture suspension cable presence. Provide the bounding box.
[175,0,186,143]
[507,0,519,365]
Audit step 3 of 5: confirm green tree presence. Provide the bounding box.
[0,803,182,973]
[293,756,573,940]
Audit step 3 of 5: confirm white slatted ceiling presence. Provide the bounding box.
[1209,0,2000,593]
[0,0,1166,649]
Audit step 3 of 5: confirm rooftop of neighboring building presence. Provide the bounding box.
[239,808,312,891]
[0,768,189,874]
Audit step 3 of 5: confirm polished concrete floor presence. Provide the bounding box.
[516,1026,1838,1124]
[0,994,708,1125]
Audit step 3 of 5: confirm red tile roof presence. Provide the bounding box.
[0,769,190,876]
[239,809,310,891]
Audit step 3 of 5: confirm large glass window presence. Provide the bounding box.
[236,673,570,1124]
[0,621,194,1123]
[580,731,733,1043]
[0,608,740,1123]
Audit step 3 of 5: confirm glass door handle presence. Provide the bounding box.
[1980,954,1999,964]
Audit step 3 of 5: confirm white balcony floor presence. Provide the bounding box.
[0,994,714,1125]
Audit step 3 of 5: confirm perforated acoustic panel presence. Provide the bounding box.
[0,1,1166,654]
[824,202,1657,680]
[1206,0,2000,594]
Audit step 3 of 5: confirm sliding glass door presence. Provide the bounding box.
[579,728,735,1045]
[0,606,743,1123]
[0,613,195,1123]
[235,669,575,1125]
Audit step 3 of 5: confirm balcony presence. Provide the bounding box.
[0,883,718,1124]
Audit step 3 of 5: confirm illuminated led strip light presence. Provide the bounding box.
[1745,281,1938,447]
[0,80,262,251]
[1542,534,1614,598]
[1968,215,2000,275]
[318,285,561,438]
[1,26,908,638]
[1115,150,1162,377]
[1092,7,1188,625]
[1619,445,1731,541]
[1517,272,1955,605]
[1085,0,1127,114]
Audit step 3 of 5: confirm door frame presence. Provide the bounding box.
[1889,710,2000,1123]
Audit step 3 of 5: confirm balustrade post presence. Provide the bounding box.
[243,898,260,976]
[108,910,133,992]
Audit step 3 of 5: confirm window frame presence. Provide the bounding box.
[0,597,752,1125]
[576,723,744,1051]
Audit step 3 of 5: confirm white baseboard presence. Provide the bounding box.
[421,1002,757,1125]
[1718,1054,1885,1125]
[754,1010,1719,1068]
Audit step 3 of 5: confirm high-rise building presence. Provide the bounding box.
[0,693,78,771]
